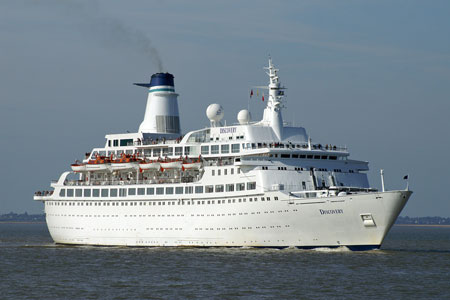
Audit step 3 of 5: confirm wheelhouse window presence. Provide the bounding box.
[110,189,118,197]
[138,188,145,195]
[156,187,164,195]
[226,184,234,192]
[195,186,203,194]
[101,189,109,197]
[83,189,91,197]
[128,188,136,196]
[93,189,100,197]
[175,187,183,194]
[67,189,74,197]
[215,185,224,192]
[75,189,82,197]
[147,188,154,195]
[231,144,240,153]
[59,189,66,197]
[166,187,174,195]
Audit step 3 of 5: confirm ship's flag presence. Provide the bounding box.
[250,90,253,98]
[262,93,265,102]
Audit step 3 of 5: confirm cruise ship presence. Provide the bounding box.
[34,59,412,250]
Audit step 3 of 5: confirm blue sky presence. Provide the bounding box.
[0,0,449,216]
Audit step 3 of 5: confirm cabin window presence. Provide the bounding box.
[226,184,234,192]
[93,189,100,197]
[212,170,215,176]
[205,185,214,193]
[201,146,209,155]
[292,154,299,158]
[185,186,193,194]
[321,156,328,159]
[215,185,224,192]
[156,187,164,195]
[126,150,133,155]
[236,183,245,191]
[314,155,320,159]
[231,144,240,153]
[221,144,230,154]
[300,155,306,158]
[166,187,174,195]
[329,156,337,160]
[237,168,240,174]
[108,140,111,147]
[307,155,313,159]
[175,147,183,156]
[119,188,126,197]
[144,149,152,157]
[153,149,161,157]
[83,189,91,197]
[218,169,221,176]
[302,181,306,190]
[184,146,191,155]
[66,189,74,197]
[147,188,154,195]
[175,187,183,194]
[195,186,203,194]
[138,188,145,195]
[281,154,290,158]
[211,145,219,154]
[113,140,119,147]
[120,139,133,146]
[231,168,234,175]
[224,169,227,175]
[110,189,118,197]
[59,189,66,197]
[247,182,256,190]
[128,188,136,196]
[75,189,82,197]
[101,189,109,197]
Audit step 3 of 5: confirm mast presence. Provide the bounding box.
[261,58,285,139]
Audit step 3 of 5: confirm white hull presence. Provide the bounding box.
[139,162,161,170]
[43,190,411,249]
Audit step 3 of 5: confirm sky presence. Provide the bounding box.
[0,0,449,216]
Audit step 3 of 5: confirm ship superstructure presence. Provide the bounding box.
[34,59,412,250]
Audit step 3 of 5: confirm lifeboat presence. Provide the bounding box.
[110,154,140,171]
[71,161,87,172]
[182,156,203,170]
[160,159,182,170]
[139,160,161,170]
[86,156,111,171]
[182,162,202,170]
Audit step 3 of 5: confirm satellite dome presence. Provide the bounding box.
[206,104,224,122]
[237,109,251,125]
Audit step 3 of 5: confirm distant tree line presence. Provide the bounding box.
[0,212,45,222]
[396,216,450,225]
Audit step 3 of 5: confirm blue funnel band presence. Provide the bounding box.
[150,73,174,87]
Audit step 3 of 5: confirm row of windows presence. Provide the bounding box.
[211,168,239,176]
[93,146,192,159]
[59,182,258,198]
[271,154,338,160]
[201,144,240,155]
[48,196,279,206]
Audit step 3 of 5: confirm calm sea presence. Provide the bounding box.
[0,223,449,300]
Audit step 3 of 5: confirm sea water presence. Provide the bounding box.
[0,223,449,299]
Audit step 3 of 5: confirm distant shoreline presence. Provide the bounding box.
[395,224,450,228]
[0,221,46,224]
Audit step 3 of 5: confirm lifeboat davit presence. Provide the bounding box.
[71,163,87,172]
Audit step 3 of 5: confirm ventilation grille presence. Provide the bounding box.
[156,115,180,133]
